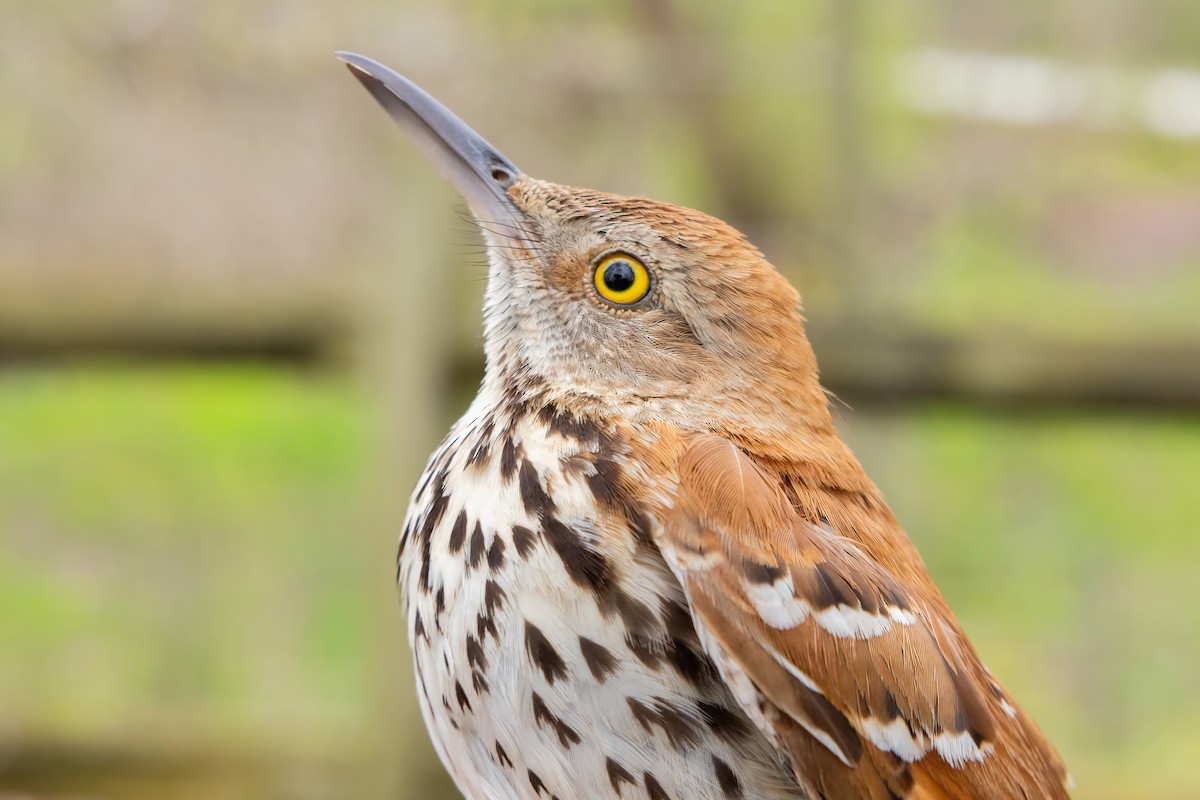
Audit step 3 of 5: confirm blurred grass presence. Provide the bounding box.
[0,364,372,752]
[0,363,1196,797]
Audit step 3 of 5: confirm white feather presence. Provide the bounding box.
[745,576,812,629]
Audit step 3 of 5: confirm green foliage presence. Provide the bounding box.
[0,365,371,745]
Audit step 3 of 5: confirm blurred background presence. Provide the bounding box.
[1,1,1197,798]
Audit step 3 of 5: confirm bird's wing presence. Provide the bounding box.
[650,432,1070,799]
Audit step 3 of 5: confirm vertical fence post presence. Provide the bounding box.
[829,0,873,302]
[357,169,456,800]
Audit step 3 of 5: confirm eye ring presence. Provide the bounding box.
[592,252,651,306]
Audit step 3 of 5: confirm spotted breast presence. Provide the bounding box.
[399,381,805,800]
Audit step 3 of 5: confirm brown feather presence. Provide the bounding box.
[630,427,1071,799]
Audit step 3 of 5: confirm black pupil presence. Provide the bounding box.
[603,261,636,292]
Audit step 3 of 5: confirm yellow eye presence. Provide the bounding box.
[592,253,651,305]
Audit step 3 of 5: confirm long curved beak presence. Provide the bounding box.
[336,51,524,227]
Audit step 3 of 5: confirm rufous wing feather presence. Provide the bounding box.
[651,432,1071,799]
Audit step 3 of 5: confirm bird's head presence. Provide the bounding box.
[340,53,835,455]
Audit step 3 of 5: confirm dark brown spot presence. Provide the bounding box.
[880,687,901,721]
[413,455,443,500]
[538,404,598,443]
[712,756,743,799]
[879,581,911,611]
[586,456,623,506]
[477,612,499,643]
[484,579,507,615]
[523,372,548,394]
[466,441,489,467]
[487,536,506,570]
[519,461,555,519]
[810,561,874,612]
[667,639,717,687]
[661,599,694,637]
[500,437,519,479]
[418,532,433,590]
[658,601,718,685]
[698,701,753,742]
[654,700,702,749]
[466,635,487,671]
[528,769,547,796]
[512,525,536,558]
[626,635,664,670]
[412,610,428,641]
[454,681,471,712]
[417,474,450,545]
[468,522,486,569]
[447,510,468,554]
[543,517,613,593]
[627,697,701,749]
[605,757,636,793]
[531,691,581,748]
[495,741,513,768]
[397,522,411,559]
[472,669,489,694]
[742,560,787,584]
[579,637,618,682]
[501,383,521,411]
[644,772,670,800]
[945,646,996,744]
[606,590,657,640]
[466,418,494,467]
[626,508,654,545]
[467,440,489,467]
[584,452,653,545]
[502,385,530,419]
[525,622,568,685]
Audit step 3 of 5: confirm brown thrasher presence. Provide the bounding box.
[339,52,1071,800]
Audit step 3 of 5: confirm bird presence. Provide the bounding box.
[337,52,1072,800]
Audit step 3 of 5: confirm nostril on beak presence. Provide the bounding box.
[489,162,515,187]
